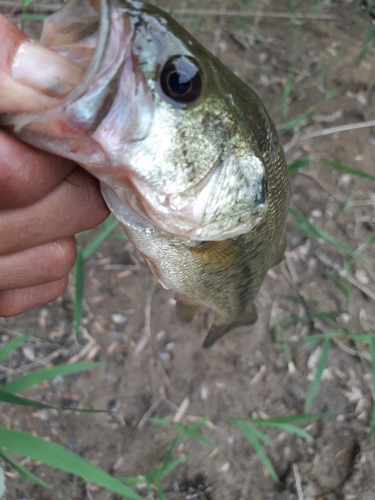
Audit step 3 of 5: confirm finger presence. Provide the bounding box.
[0,130,75,209]
[0,14,83,114]
[0,237,76,291]
[0,276,69,317]
[0,167,110,255]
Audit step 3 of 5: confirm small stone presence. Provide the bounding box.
[51,375,64,387]
[158,351,171,363]
[355,269,369,285]
[338,313,351,325]
[165,342,175,351]
[22,346,35,363]
[218,40,227,53]
[307,346,322,371]
[105,373,118,383]
[200,384,209,400]
[338,174,351,186]
[311,209,322,218]
[219,462,230,472]
[111,313,128,325]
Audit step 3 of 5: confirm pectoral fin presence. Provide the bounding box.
[203,303,258,348]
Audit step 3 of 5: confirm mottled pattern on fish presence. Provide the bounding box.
[1,0,288,347]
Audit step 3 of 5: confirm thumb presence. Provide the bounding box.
[0,14,83,114]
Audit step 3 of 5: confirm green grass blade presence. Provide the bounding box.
[21,14,46,21]
[147,435,180,485]
[249,413,327,425]
[0,389,106,413]
[175,420,216,448]
[321,159,375,182]
[82,214,119,260]
[277,106,315,133]
[280,311,346,328]
[226,420,273,446]
[348,333,374,342]
[2,362,100,395]
[268,423,313,442]
[0,427,142,499]
[323,270,350,302]
[162,456,188,475]
[155,476,166,500]
[304,337,331,413]
[304,331,341,347]
[227,421,278,481]
[357,25,375,64]
[248,413,324,442]
[368,334,375,437]
[0,465,5,498]
[245,425,274,447]
[0,449,52,492]
[0,390,55,409]
[0,332,38,363]
[73,249,85,340]
[121,476,146,484]
[288,157,313,176]
[109,233,128,240]
[288,207,354,257]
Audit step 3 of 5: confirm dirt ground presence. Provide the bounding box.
[1,0,375,499]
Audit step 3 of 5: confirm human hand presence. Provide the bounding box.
[0,15,109,316]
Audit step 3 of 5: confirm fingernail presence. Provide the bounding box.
[12,40,84,98]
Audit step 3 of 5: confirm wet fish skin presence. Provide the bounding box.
[1,0,288,347]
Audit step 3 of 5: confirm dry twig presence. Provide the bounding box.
[293,463,304,500]
[301,120,375,140]
[317,253,375,302]
[137,398,162,430]
[168,9,335,20]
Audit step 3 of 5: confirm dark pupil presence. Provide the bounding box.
[168,70,191,96]
[161,56,202,104]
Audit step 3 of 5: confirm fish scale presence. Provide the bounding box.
[1,0,288,347]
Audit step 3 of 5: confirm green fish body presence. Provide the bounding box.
[1,0,288,346]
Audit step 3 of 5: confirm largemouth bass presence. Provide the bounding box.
[1,0,288,347]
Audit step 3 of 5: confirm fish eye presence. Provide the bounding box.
[160,56,202,104]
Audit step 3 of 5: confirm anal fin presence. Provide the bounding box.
[203,303,258,348]
[175,295,201,325]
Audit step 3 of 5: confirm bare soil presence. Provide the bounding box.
[1,1,375,499]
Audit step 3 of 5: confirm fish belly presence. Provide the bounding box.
[116,196,279,347]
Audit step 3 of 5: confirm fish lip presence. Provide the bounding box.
[63,0,111,105]
[0,0,127,132]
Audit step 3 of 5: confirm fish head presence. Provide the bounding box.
[3,0,269,241]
